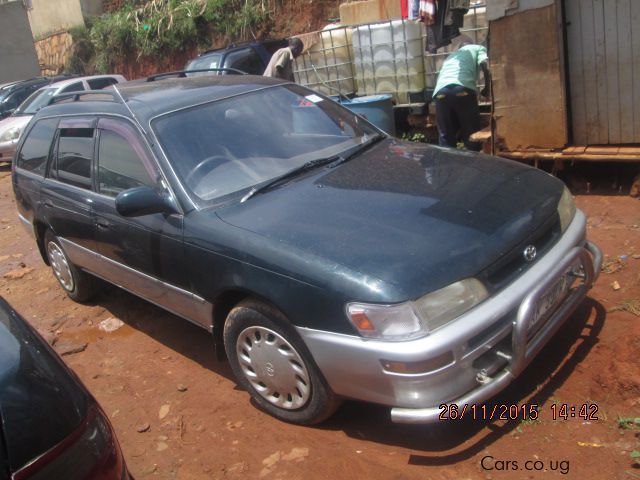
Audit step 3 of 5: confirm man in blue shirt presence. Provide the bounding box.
[433,39,490,151]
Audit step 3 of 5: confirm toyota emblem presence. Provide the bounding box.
[523,245,537,262]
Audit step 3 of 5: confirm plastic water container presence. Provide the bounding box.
[294,24,356,97]
[334,94,395,135]
[352,20,425,103]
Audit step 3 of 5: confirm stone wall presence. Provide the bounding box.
[34,31,74,76]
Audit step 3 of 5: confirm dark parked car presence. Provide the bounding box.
[0,76,76,120]
[0,297,128,479]
[12,75,602,425]
[185,39,288,75]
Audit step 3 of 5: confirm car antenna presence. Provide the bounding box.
[112,85,148,136]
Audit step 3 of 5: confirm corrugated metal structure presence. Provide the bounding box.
[490,0,640,161]
[565,0,640,146]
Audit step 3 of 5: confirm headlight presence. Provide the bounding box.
[557,186,576,233]
[0,126,21,143]
[346,278,488,341]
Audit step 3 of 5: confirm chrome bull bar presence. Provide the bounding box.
[391,241,602,424]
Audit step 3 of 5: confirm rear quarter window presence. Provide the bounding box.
[16,118,58,175]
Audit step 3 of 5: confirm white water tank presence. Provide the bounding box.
[294,24,356,97]
[352,20,425,103]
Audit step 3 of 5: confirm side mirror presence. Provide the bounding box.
[115,186,177,217]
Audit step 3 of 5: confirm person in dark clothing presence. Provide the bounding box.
[433,38,490,151]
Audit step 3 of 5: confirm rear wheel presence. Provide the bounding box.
[44,230,97,302]
[223,299,340,424]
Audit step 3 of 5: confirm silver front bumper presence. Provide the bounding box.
[297,211,602,424]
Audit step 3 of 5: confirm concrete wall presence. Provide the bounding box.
[27,0,97,39]
[0,1,41,83]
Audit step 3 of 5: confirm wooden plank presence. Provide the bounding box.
[592,0,608,145]
[490,5,568,150]
[339,0,402,25]
[631,0,640,141]
[618,146,640,154]
[562,146,587,155]
[617,0,634,143]
[579,0,599,144]
[566,0,587,144]
[604,0,621,143]
[585,145,619,155]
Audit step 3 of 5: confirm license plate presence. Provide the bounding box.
[531,273,571,330]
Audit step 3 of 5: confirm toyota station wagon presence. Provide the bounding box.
[12,74,602,424]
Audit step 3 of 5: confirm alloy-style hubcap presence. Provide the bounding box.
[47,241,74,292]
[236,326,311,410]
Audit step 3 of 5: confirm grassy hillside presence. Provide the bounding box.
[68,0,341,79]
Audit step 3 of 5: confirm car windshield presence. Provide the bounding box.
[153,84,380,205]
[14,87,56,115]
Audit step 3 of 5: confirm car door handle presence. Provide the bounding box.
[96,220,111,230]
[43,200,54,208]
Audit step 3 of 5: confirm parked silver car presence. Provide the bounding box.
[0,74,126,163]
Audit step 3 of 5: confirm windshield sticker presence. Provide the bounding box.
[305,94,323,103]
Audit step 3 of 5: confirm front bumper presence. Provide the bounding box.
[296,211,602,423]
[0,137,18,162]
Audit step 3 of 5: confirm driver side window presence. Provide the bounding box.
[97,119,159,197]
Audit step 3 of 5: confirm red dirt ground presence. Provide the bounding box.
[0,163,639,480]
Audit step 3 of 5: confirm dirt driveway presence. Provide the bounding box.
[0,166,638,479]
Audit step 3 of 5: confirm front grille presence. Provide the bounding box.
[482,215,561,293]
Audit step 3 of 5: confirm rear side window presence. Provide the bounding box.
[16,118,58,175]
[87,77,118,90]
[53,127,95,189]
[225,48,263,74]
[61,82,84,93]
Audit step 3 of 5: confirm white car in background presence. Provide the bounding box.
[0,74,126,163]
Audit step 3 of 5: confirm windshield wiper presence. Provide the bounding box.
[327,133,385,168]
[240,155,342,203]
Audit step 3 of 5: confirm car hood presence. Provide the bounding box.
[216,140,565,301]
[0,115,31,136]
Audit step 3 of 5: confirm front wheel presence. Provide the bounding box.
[223,299,340,424]
[44,230,97,302]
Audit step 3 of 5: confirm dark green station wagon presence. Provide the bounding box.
[12,74,602,425]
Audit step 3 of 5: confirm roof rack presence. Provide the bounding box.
[198,42,249,55]
[197,38,287,56]
[49,90,123,106]
[146,68,248,81]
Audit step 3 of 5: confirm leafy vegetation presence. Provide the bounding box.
[617,416,640,467]
[67,0,267,73]
[401,132,426,143]
[617,416,640,429]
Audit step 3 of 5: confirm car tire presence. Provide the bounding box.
[223,299,340,425]
[44,230,97,302]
